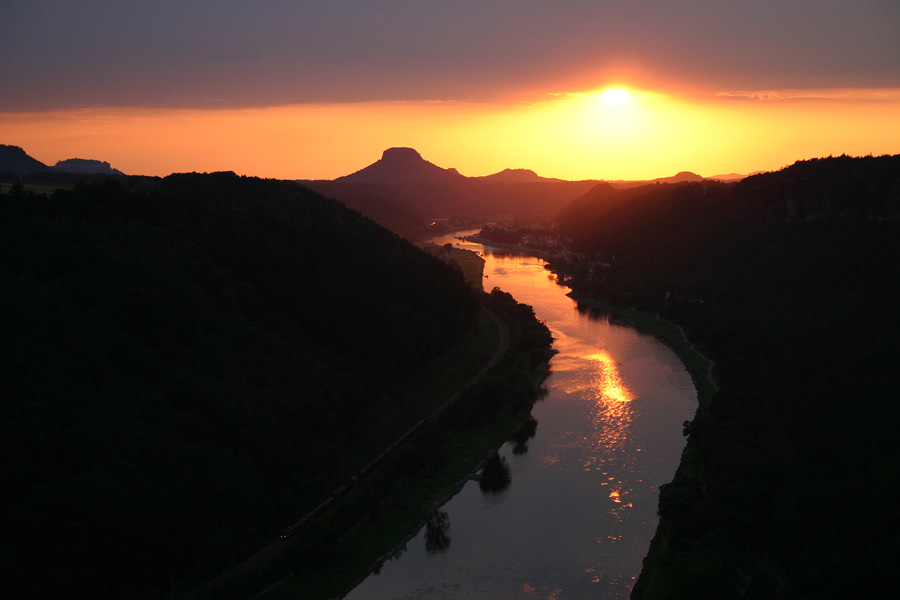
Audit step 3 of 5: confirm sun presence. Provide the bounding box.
[601,88,631,107]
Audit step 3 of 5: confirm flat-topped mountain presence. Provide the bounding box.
[306,148,731,237]
[336,147,466,186]
[302,148,599,236]
[54,158,124,175]
[1,144,126,179]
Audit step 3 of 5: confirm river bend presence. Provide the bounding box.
[343,233,696,600]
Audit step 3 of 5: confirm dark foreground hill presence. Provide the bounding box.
[0,173,491,598]
[550,154,900,599]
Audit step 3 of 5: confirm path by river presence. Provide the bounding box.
[342,233,697,600]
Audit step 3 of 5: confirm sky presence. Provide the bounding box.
[2,0,899,180]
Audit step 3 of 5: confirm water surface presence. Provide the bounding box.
[344,234,696,599]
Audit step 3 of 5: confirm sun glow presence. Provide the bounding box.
[601,88,631,107]
[2,82,898,181]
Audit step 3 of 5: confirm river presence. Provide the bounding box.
[342,232,697,600]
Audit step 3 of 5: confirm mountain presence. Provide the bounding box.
[474,168,562,184]
[707,170,766,182]
[2,144,128,183]
[302,148,598,236]
[0,144,55,177]
[336,147,466,186]
[54,158,124,175]
[605,171,705,189]
[707,171,748,181]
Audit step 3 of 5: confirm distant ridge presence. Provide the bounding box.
[0,144,54,176]
[335,147,466,186]
[606,171,705,189]
[54,158,124,175]
[1,144,126,178]
[708,171,765,182]
[474,168,563,184]
[303,147,600,235]
[663,171,705,183]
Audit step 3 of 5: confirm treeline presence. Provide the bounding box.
[1,173,488,598]
[551,155,900,599]
[450,288,555,430]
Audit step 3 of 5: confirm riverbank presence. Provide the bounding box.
[563,292,717,409]
[559,291,712,598]
[419,241,486,289]
[467,233,716,405]
[347,235,697,598]
[268,404,543,600]
[246,296,552,600]
[468,236,716,598]
[463,234,556,261]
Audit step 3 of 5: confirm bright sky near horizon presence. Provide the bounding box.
[2,1,899,180]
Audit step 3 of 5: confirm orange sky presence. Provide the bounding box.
[4,84,899,181]
[4,2,899,181]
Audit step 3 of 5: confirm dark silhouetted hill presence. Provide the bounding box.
[303,148,598,236]
[1,173,488,598]
[707,171,762,181]
[550,154,900,599]
[2,144,134,186]
[605,170,705,189]
[54,157,124,175]
[336,147,467,186]
[0,144,55,177]
[473,168,563,184]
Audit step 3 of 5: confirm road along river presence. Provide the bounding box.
[342,232,697,600]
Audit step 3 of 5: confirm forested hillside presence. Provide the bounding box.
[552,155,900,599]
[1,173,481,598]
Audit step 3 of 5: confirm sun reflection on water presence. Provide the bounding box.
[583,352,635,463]
[584,352,634,403]
[522,583,564,599]
[578,351,638,517]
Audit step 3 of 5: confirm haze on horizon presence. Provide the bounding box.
[2,0,899,181]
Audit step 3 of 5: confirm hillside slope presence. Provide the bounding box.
[1,173,482,598]
[0,144,55,176]
[553,155,900,599]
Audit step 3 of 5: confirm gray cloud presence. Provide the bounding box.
[2,0,898,110]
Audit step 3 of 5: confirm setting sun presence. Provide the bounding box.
[601,88,631,107]
[3,82,898,182]
[4,2,900,598]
